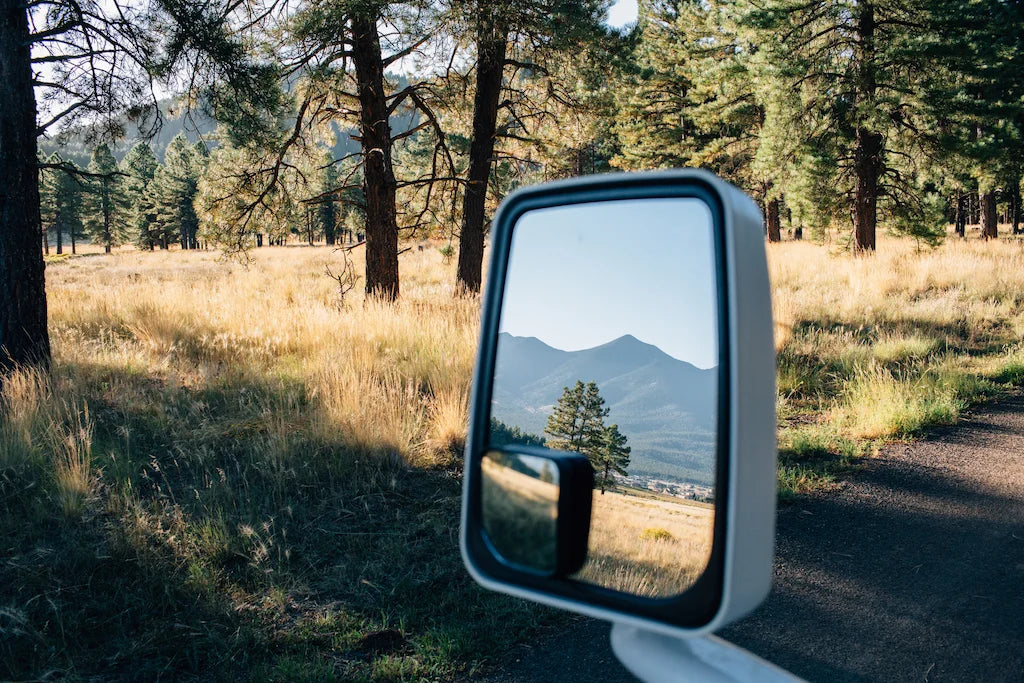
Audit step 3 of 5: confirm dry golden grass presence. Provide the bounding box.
[50,403,94,518]
[47,245,478,468]
[577,489,714,598]
[4,244,545,682]
[771,234,1024,495]
[7,231,1024,679]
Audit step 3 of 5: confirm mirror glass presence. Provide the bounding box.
[481,451,559,573]
[489,198,719,598]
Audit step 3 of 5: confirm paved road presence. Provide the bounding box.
[480,396,1024,682]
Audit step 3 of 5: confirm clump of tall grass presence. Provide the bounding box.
[49,403,94,518]
[0,369,49,473]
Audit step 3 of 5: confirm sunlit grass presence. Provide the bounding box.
[6,232,1024,678]
[772,234,1024,495]
[1,244,559,681]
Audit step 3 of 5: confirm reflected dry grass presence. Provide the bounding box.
[481,456,558,571]
[575,488,714,598]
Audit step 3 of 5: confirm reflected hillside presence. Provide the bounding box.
[492,332,718,486]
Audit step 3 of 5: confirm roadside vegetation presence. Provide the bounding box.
[1,247,562,681]
[5,232,1024,679]
[773,236,1024,498]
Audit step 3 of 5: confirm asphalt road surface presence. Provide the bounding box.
[480,395,1024,682]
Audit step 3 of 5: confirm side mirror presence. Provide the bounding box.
[461,170,777,636]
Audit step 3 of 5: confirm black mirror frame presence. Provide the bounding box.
[462,174,732,629]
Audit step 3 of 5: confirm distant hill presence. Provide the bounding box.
[38,74,417,166]
[491,333,719,486]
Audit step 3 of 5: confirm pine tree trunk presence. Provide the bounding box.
[970,191,980,224]
[103,191,112,253]
[852,3,880,253]
[456,16,508,296]
[352,15,399,301]
[70,223,76,254]
[853,127,882,252]
[981,191,998,239]
[325,213,336,245]
[42,227,49,255]
[0,0,50,372]
[955,192,966,237]
[766,198,781,242]
[1012,182,1021,235]
[56,221,63,254]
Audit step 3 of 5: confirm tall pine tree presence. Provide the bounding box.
[84,144,126,253]
[121,142,160,250]
[545,380,629,490]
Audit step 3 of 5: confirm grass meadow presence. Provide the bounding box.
[4,232,1024,679]
[773,236,1024,496]
[576,489,713,598]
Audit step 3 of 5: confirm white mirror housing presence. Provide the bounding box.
[461,169,777,637]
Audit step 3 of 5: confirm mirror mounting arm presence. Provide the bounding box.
[610,623,805,683]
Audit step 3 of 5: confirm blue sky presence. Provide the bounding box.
[498,198,720,369]
[607,0,639,28]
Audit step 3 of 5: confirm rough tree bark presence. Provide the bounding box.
[324,211,336,245]
[0,0,50,372]
[852,3,881,253]
[352,15,399,301]
[101,181,113,253]
[981,190,998,239]
[955,191,966,237]
[456,11,507,296]
[1011,182,1021,235]
[766,198,781,242]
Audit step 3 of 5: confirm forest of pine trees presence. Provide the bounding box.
[3,0,1023,372]
[36,1,1024,260]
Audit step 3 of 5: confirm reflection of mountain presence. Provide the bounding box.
[492,333,718,486]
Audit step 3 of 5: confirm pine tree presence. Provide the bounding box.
[121,142,160,250]
[450,0,610,295]
[739,0,946,251]
[153,134,205,250]
[2,0,283,374]
[84,144,126,253]
[919,0,1024,242]
[545,380,609,455]
[594,423,631,494]
[612,1,700,172]
[316,155,340,246]
[545,380,629,490]
[40,155,84,255]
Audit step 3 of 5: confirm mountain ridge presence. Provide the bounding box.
[492,332,718,485]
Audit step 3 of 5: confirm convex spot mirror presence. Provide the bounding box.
[461,171,778,636]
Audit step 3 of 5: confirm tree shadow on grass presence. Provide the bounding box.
[3,359,559,680]
[0,502,258,681]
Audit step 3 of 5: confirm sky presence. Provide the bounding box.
[607,0,639,28]
[498,198,720,369]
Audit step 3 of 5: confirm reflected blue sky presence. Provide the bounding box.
[499,198,719,369]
